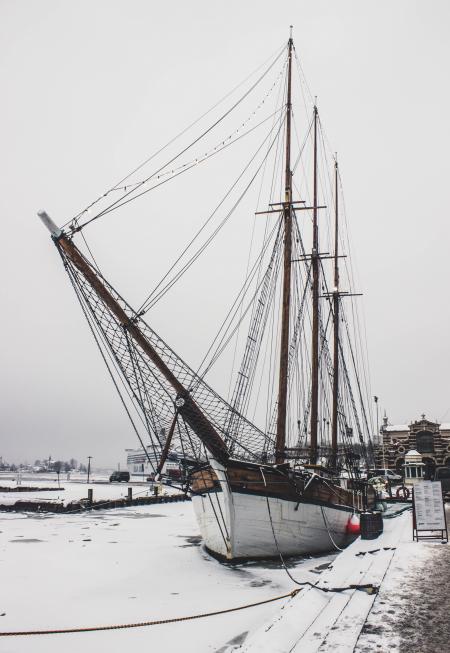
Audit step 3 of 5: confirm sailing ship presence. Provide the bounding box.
[38,32,375,560]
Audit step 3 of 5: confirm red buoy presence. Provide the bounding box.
[346,513,360,534]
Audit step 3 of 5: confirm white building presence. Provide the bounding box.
[125,445,180,478]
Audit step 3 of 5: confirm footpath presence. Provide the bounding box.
[355,503,450,653]
[231,504,449,653]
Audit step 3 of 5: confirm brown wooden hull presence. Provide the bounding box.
[191,460,371,510]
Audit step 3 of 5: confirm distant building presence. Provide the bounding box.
[125,445,180,477]
[374,414,450,478]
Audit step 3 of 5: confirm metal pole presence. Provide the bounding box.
[87,455,92,484]
[374,396,384,468]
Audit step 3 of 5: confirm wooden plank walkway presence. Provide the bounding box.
[240,509,410,653]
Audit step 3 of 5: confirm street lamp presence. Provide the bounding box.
[87,456,92,484]
[374,396,385,469]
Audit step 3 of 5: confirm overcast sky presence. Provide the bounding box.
[1,0,450,467]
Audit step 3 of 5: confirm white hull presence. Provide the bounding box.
[192,462,354,559]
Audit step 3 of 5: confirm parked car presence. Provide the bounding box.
[367,468,402,484]
[109,471,130,483]
[435,467,450,493]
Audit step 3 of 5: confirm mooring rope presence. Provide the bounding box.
[0,589,300,637]
[259,467,378,595]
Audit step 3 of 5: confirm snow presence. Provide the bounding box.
[355,513,450,652]
[239,504,449,653]
[240,506,413,652]
[0,474,178,507]
[2,479,446,653]
[0,499,336,652]
[384,421,450,433]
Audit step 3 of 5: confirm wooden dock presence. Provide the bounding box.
[240,507,411,653]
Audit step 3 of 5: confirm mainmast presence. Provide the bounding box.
[331,157,339,468]
[275,32,293,465]
[310,105,319,464]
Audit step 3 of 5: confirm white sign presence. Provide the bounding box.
[414,481,446,531]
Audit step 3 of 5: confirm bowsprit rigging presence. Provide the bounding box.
[38,30,376,560]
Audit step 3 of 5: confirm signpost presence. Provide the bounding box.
[412,480,448,542]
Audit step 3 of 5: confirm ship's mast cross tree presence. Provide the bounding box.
[39,32,375,560]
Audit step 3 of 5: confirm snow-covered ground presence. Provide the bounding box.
[0,471,112,484]
[239,504,449,652]
[0,500,336,653]
[3,484,446,653]
[355,505,450,653]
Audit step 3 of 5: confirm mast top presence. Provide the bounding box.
[289,25,293,40]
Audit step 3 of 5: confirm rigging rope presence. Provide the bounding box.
[65,41,287,228]
[68,45,288,232]
[95,81,287,199]
[62,253,157,473]
[259,467,377,593]
[137,112,286,315]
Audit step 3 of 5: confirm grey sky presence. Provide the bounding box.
[1,0,450,467]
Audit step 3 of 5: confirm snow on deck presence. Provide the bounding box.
[0,500,336,652]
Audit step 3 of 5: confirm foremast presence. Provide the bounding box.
[275,32,293,465]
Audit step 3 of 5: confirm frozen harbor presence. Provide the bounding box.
[0,473,174,507]
[0,498,337,653]
[1,478,449,653]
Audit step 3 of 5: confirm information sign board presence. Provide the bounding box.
[413,481,448,541]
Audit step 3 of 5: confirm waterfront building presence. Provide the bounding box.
[374,414,450,478]
[125,445,180,478]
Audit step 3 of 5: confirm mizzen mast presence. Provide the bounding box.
[275,31,293,465]
[331,157,339,468]
[310,105,319,464]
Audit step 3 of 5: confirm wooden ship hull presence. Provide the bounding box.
[191,460,370,559]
